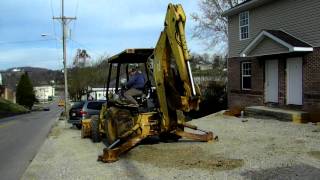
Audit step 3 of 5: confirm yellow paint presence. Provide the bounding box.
[81,119,92,138]
[154,4,201,131]
[0,121,17,128]
[292,114,307,124]
[82,4,212,162]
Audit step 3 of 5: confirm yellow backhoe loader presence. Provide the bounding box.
[81,3,218,163]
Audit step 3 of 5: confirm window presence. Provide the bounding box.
[72,101,85,109]
[239,11,249,40]
[87,101,105,110]
[241,62,252,90]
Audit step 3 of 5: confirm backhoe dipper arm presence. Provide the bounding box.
[154,4,201,132]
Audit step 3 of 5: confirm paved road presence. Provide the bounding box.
[0,102,62,180]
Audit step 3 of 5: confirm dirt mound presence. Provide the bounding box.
[123,144,244,171]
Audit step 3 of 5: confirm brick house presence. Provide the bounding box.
[223,0,320,120]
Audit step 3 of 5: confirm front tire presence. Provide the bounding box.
[90,115,101,143]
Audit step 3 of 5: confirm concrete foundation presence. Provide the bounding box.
[245,106,309,123]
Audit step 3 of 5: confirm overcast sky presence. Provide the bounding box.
[0,0,209,70]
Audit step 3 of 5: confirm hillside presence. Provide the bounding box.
[1,67,64,90]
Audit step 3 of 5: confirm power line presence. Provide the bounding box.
[50,0,61,68]
[71,0,80,40]
[0,39,56,45]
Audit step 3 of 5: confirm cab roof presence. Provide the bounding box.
[108,48,154,64]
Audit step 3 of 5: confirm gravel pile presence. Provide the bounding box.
[22,112,320,180]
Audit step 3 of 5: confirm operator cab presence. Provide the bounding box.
[105,48,157,112]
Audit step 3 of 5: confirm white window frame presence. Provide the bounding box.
[241,62,252,90]
[239,11,249,40]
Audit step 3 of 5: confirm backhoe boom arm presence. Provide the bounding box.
[154,4,201,131]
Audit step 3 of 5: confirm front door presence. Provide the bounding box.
[287,57,303,105]
[265,59,278,103]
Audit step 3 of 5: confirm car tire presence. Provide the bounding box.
[91,115,101,143]
[75,124,82,130]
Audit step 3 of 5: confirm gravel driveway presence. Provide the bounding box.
[22,112,320,180]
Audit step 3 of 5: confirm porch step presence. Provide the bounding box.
[245,106,309,123]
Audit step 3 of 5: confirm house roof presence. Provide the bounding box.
[108,48,154,64]
[222,0,275,17]
[265,30,312,47]
[240,30,313,57]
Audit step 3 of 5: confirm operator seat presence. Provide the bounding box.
[133,80,152,105]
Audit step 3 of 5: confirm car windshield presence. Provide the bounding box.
[87,101,105,110]
[72,101,85,109]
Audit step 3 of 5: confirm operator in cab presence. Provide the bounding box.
[123,65,145,106]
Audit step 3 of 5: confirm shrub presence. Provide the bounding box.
[187,81,227,118]
[16,72,36,109]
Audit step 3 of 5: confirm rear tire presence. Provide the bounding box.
[104,109,118,145]
[75,124,82,130]
[159,133,181,142]
[81,125,86,138]
[90,115,101,143]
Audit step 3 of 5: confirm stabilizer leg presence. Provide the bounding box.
[175,122,218,142]
[98,135,144,163]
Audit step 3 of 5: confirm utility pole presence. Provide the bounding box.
[53,0,76,119]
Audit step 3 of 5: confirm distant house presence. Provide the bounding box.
[0,72,2,85]
[0,72,16,103]
[195,62,212,71]
[80,87,118,101]
[0,85,16,103]
[88,87,108,101]
[223,0,320,114]
[34,86,55,101]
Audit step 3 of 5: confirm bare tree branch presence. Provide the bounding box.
[192,0,244,54]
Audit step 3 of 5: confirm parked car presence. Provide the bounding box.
[68,100,106,129]
[58,99,65,107]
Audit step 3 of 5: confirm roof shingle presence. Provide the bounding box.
[265,30,312,47]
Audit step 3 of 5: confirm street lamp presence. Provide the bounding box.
[41,33,69,119]
[41,33,49,37]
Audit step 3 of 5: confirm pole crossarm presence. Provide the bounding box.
[53,17,77,24]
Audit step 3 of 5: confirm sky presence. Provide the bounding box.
[0,0,210,70]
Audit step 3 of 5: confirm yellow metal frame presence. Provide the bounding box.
[84,4,217,163]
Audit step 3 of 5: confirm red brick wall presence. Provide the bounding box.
[228,48,320,121]
[227,57,264,109]
[303,48,320,119]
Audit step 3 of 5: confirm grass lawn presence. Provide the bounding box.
[0,98,29,118]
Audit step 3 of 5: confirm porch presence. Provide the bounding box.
[245,106,309,123]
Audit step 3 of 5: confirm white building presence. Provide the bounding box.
[34,86,55,101]
[89,87,107,100]
[80,87,116,101]
[195,63,213,71]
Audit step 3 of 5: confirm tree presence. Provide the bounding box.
[191,0,244,53]
[16,72,36,109]
[69,54,110,101]
[73,49,91,68]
